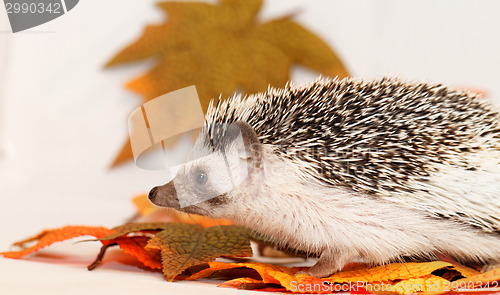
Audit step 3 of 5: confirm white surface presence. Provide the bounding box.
[1,0,500,294]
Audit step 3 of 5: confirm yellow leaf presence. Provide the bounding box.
[455,266,500,287]
[324,261,452,284]
[449,262,480,278]
[386,275,450,295]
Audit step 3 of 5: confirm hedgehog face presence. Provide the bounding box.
[148,121,262,218]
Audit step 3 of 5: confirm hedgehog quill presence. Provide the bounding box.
[148,77,500,278]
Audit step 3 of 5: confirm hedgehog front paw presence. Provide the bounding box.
[294,250,353,278]
[295,264,341,278]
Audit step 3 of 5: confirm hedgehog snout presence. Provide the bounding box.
[148,181,179,209]
[148,186,158,200]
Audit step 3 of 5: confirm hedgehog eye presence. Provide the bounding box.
[194,170,208,186]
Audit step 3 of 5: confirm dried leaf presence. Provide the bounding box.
[146,224,253,281]
[382,275,451,295]
[99,222,170,241]
[185,261,299,281]
[107,0,349,166]
[449,262,480,278]
[185,261,458,294]
[455,267,500,286]
[2,223,253,281]
[5,222,499,294]
[219,277,285,291]
[218,277,264,288]
[116,236,162,270]
[0,226,114,259]
[324,261,452,284]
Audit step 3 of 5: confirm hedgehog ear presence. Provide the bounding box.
[227,121,262,168]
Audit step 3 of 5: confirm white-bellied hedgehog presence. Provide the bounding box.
[148,77,500,277]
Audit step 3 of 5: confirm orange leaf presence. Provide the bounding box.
[185,261,244,280]
[449,262,480,278]
[185,262,352,293]
[185,261,464,294]
[324,261,452,284]
[185,261,301,282]
[1,226,114,259]
[281,273,330,294]
[116,236,162,270]
[385,275,450,295]
[186,261,323,293]
[455,267,500,287]
[218,277,286,291]
[218,277,264,288]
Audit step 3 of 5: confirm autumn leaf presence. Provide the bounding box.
[184,261,359,292]
[183,261,500,294]
[324,261,452,283]
[146,224,253,281]
[1,223,254,282]
[99,222,171,241]
[88,236,163,271]
[0,226,114,259]
[116,236,162,269]
[446,261,480,278]
[455,267,500,287]
[4,223,500,294]
[93,222,254,278]
[387,275,450,294]
[106,0,349,166]
[219,277,285,291]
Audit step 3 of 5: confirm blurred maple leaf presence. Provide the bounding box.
[106,0,349,166]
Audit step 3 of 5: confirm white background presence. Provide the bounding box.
[1,0,500,294]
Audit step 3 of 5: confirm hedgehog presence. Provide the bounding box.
[148,77,500,277]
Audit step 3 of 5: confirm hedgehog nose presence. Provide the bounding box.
[148,186,158,200]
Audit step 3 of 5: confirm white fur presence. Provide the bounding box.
[381,148,500,231]
[218,145,500,275]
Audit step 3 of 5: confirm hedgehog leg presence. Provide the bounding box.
[296,249,354,278]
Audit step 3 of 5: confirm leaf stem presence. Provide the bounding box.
[87,243,117,271]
